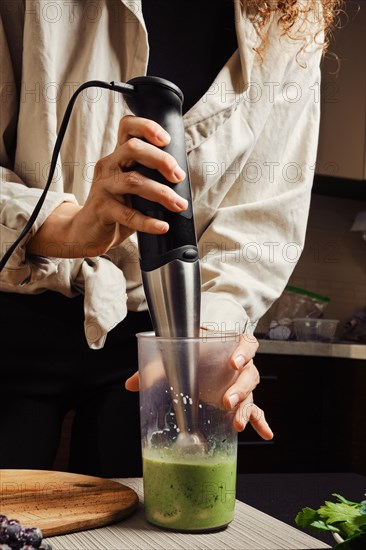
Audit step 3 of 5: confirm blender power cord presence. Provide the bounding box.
[0,79,134,273]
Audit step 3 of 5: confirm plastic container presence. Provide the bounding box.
[136,331,239,532]
[293,318,339,342]
[267,285,331,340]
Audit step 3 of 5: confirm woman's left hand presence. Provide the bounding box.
[222,333,273,439]
[125,333,273,440]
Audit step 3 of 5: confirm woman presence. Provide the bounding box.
[0,0,341,476]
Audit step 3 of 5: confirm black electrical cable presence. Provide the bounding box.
[0,79,135,273]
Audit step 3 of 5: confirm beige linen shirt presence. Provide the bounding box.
[0,0,323,348]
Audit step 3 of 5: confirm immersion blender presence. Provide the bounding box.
[124,76,206,450]
[0,74,207,450]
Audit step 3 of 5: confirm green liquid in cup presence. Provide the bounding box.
[142,453,237,531]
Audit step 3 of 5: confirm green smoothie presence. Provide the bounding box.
[142,452,237,531]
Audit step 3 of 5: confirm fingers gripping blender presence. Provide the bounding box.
[124,76,207,451]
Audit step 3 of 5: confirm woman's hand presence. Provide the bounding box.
[222,334,273,439]
[27,115,187,258]
[125,333,274,440]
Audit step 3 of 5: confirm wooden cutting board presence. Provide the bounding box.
[0,469,139,537]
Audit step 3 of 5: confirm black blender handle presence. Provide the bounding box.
[123,76,198,272]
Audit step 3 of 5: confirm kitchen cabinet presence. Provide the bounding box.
[237,354,366,475]
[315,1,366,181]
[53,352,366,476]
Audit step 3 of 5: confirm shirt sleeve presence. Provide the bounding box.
[0,12,78,290]
[0,10,128,349]
[199,25,323,335]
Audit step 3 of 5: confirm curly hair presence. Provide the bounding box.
[245,0,344,58]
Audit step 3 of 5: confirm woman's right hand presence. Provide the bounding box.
[26,115,188,259]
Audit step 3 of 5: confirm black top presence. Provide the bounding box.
[141,0,237,114]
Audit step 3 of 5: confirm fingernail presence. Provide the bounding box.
[229,393,240,409]
[174,166,186,180]
[156,129,170,142]
[154,220,168,232]
[236,419,245,431]
[267,425,274,438]
[234,354,245,369]
[175,197,188,210]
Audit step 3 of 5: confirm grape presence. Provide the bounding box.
[0,516,51,550]
[5,521,22,542]
[20,529,42,548]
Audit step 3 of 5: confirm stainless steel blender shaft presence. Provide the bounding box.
[142,259,207,451]
[142,259,200,338]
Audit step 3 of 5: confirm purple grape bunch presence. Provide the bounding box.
[0,515,52,550]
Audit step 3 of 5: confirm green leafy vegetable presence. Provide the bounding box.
[295,493,366,549]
